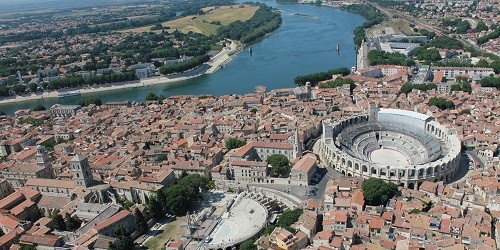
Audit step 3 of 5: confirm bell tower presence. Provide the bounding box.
[71,155,94,188]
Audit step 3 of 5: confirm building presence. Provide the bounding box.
[49,104,81,118]
[379,42,421,56]
[135,68,153,79]
[430,67,494,81]
[268,227,309,250]
[93,210,136,236]
[0,179,13,200]
[0,187,41,221]
[290,153,318,186]
[0,146,54,188]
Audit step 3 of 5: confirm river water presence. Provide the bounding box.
[0,1,364,114]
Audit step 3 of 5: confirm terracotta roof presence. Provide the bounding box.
[19,234,61,246]
[233,141,293,157]
[93,210,131,231]
[25,178,75,190]
[291,153,316,171]
[369,218,384,229]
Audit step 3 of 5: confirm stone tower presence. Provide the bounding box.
[368,103,380,122]
[36,145,50,167]
[71,154,93,188]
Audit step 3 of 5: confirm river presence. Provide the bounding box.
[0,0,364,114]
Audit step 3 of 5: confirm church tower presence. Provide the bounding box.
[71,155,94,188]
[293,120,303,158]
[36,145,50,167]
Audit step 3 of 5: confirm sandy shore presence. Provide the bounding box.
[0,40,243,105]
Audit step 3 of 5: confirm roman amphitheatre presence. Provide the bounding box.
[320,104,462,189]
[122,5,259,35]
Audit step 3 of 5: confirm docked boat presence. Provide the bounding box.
[58,91,81,98]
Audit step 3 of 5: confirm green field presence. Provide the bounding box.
[123,5,259,35]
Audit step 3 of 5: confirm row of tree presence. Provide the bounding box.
[46,71,136,90]
[477,26,500,45]
[293,67,350,86]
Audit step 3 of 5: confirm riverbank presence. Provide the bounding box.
[0,40,243,105]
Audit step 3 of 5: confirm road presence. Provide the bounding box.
[466,150,485,168]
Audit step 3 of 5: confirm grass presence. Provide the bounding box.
[389,19,417,35]
[143,216,187,249]
[368,19,417,36]
[122,5,259,35]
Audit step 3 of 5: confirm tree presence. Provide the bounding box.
[491,60,500,74]
[240,239,257,250]
[134,208,148,234]
[162,174,208,216]
[26,207,42,222]
[277,209,302,232]
[475,20,488,32]
[399,83,437,94]
[267,154,290,177]
[108,226,135,250]
[428,97,456,110]
[476,59,490,68]
[362,178,398,206]
[263,225,276,235]
[12,84,26,94]
[294,67,351,86]
[367,50,415,66]
[76,97,102,106]
[51,214,66,231]
[450,77,472,93]
[145,92,159,102]
[225,138,246,150]
[32,104,46,111]
[148,196,164,220]
[65,215,82,231]
[414,48,442,62]
[19,245,37,250]
[28,82,38,92]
